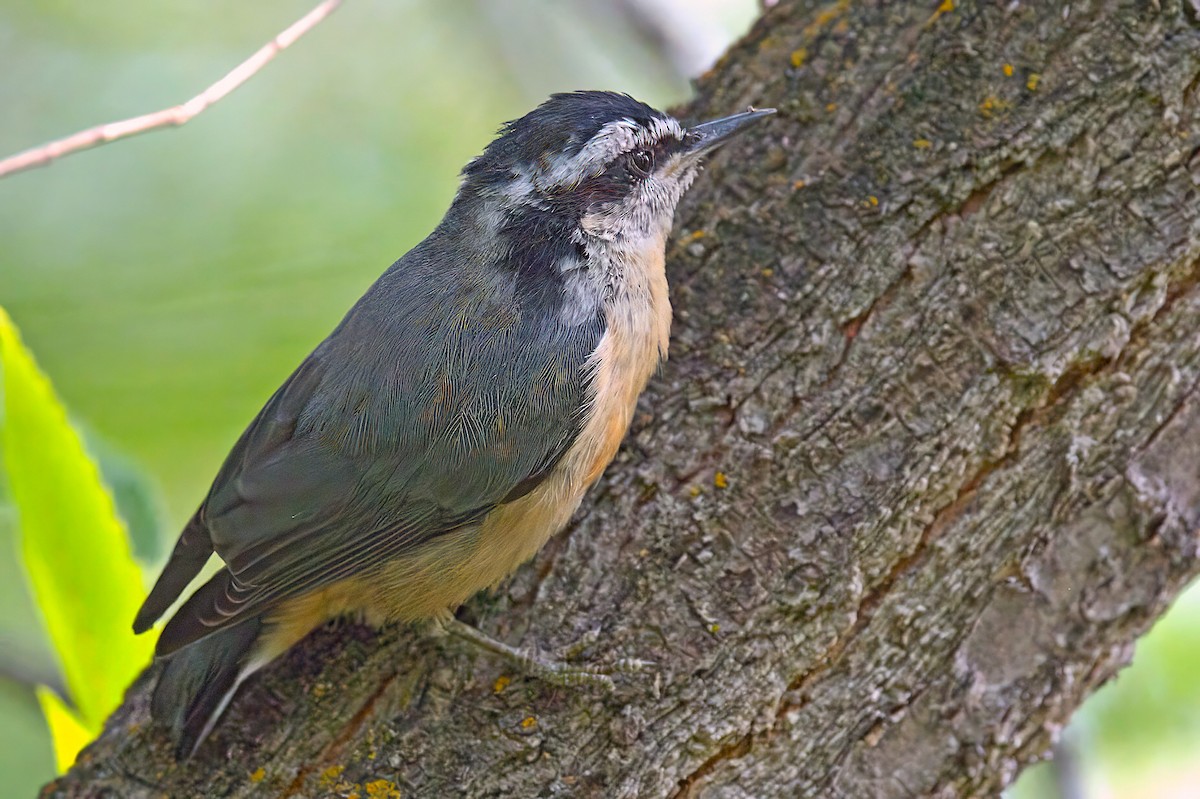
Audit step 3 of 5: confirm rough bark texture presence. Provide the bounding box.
[44,1,1200,797]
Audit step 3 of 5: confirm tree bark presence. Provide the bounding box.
[44,1,1200,797]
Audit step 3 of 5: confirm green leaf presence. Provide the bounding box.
[0,307,153,738]
[35,686,92,773]
[80,426,167,563]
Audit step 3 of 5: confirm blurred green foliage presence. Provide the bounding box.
[1,308,154,770]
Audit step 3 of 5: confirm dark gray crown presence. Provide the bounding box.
[462,91,674,189]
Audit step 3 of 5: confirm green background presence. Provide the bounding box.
[1,2,1196,796]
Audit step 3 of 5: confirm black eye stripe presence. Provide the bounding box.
[639,137,682,166]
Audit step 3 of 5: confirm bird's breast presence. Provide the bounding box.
[575,241,672,485]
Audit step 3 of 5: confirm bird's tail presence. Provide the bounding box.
[151,615,266,758]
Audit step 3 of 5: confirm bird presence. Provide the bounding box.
[132,90,774,757]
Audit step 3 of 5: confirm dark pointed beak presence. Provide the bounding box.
[682,107,776,160]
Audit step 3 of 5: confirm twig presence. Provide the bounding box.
[0,0,342,180]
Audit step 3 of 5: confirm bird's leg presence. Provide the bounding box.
[430,613,653,690]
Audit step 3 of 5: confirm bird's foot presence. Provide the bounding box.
[432,615,653,690]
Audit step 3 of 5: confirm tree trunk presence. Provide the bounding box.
[44,1,1200,797]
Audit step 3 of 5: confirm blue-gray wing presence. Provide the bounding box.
[152,232,604,655]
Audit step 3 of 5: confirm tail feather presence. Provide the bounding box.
[134,512,214,635]
[152,615,264,758]
[154,568,245,657]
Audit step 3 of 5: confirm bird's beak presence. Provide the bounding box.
[681,107,776,161]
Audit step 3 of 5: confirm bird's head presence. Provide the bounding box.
[459,91,774,247]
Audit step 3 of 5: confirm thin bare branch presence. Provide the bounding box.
[0,0,342,180]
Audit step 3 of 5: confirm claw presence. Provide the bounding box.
[433,616,652,690]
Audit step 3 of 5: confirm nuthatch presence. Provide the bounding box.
[133,91,774,756]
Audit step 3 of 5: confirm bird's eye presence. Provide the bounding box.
[629,149,654,178]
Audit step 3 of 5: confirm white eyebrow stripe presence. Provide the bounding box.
[538,116,685,190]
